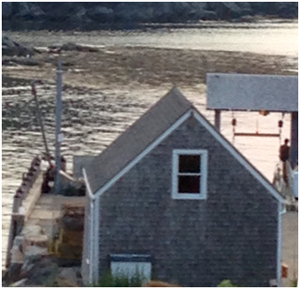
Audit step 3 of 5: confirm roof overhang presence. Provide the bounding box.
[206,73,298,112]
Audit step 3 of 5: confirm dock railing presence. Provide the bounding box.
[5,156,41,269]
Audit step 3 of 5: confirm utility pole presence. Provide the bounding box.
[55,59,63,194]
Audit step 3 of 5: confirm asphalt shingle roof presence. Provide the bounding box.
[85,87,193,193]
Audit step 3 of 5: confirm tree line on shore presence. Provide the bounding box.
[2,2,298,31]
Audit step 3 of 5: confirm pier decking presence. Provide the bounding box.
[25,194,85,239]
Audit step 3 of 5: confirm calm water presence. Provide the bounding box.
[7,20,298,57]
[2,21,298,268]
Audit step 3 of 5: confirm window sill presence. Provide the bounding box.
[172,193,206,200]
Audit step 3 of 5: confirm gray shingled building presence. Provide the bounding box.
[81,88,285,287]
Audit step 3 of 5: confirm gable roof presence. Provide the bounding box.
[85,87,193,193]
[84,87,285,204]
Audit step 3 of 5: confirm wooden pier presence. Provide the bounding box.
[4,156,85,272]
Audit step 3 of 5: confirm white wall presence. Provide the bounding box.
[111,261,151,282]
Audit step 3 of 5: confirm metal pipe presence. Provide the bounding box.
[55,59,63,194]
[234,132,280,137]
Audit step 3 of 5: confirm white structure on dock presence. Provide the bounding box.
[206,73,298,169]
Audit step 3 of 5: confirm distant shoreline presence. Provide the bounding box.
[140,18,298,30]
[2,18,298,32]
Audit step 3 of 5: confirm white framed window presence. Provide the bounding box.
[172,149,208,200]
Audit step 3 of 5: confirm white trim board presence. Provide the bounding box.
[276,202,285,287]
[82,168,97,284]
[172,149,208,200]
[94,196,100,285]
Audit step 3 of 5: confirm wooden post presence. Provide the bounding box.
[31,82,51,167]
[290,112,298,168]
[55,59,63,195]
[214,110,221,131]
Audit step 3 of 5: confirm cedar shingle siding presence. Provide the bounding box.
[97,115,278,287]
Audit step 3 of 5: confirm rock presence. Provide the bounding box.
[74,6,87,19]
[61,42,78,51]
[22,257,59,286]
[173,2,192,15]
[5,263,23,283]
[58,267,77,280]
[236,2,253,15]
[60,42,99,53]
[2,36,37,57]
[193,2,208,10]
[196,9,218,20]
[161,2,191,22]
[87,6,114,22]
[249,2,295,17]
[63,6,88,29]
[9,278,27,287]
[2,2,13,19]
[114,3,138,23]
[276,2,298,18]
[57,278,79,287]
[10,236,24,264]
[151,3,171,22]
[226,2,246,18]
[208,2,244,20]
[2,57,40,66]
[5,236,25,283]
[57,267,79,286]
[22,224,45,237]
[41,2,76,21]
[22,245,48,274]
[239,15,255,23]
[28,4,45,18]
[17,2,30,17]
[112,2,156,23]
[16,2,45,19]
